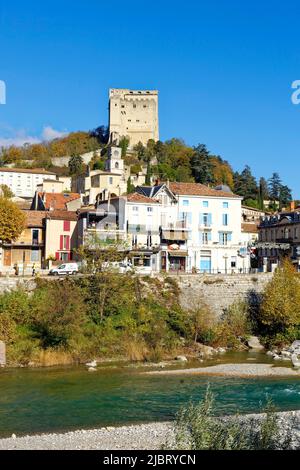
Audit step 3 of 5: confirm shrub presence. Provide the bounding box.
[211,301,251,348]
[167,386,293,450]
[258,260,300,345]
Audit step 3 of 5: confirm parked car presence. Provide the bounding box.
[118,261,133,274]
[48,263,79,276]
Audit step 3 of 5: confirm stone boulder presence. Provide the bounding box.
[291,354,300,368]
[246,336,265,351]
[175,355,188,362]
[197,344,216,358]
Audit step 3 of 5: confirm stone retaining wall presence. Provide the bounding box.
[176,273,273,317]
[0,273,273,318]
[0,277,36,295]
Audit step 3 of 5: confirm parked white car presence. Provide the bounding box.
[49,263,79,276]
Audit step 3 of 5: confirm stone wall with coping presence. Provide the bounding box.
[0,273,273,318]
[176,273,273,317]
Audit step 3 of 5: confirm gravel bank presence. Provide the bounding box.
[0,422,173,450]
[0,411,300,450]
[143,363,300,377]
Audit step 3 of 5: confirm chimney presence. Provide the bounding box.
[290,200,295,211]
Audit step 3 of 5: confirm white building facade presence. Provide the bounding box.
[137,183,250,273]
[0,168,57,198]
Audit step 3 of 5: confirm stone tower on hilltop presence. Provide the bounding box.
[109,88,159,148]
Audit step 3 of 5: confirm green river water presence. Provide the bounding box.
[0,352,300,438]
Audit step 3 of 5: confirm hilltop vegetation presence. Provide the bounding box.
[0,128,292,209]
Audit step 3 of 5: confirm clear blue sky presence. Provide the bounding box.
[1,0,300,196]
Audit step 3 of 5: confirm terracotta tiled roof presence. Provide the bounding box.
[242,223,258,233]
[38,192,81,210]
[126,193,159,204]
[168,182,240,198]
[24,211,46,227]
[45,210,78,221]
[0,167,56,175]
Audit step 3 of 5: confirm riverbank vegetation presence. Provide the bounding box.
[0,260,299,366]
[167,386,294,450]
[0,273,252,367]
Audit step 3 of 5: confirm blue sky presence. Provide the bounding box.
[0,0,300,195]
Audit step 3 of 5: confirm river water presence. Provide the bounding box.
[0,352,300,437]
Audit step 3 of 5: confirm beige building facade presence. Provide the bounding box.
[109,89,159,147]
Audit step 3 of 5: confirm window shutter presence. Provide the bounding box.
[55,252,60,260]
[219,232,223,244]
[228,233,232,241]
[199,231,202,243]
[208,213,212,226]
[60,235,63,250]
[208,231,212,241]
[66,236,70,250]
[64,220,70,231]
[199,213,203,224]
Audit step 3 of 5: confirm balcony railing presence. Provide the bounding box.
[161,221,190,230]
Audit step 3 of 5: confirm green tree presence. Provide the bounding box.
[190,144,215,184]
[119,137,130,158]
[258,177,269,209]
[259,260,300,335]
[268,173,281,202]
[234,166,257,201]
[0,197,26,242]
[145,162,151,185]
[127,177,135,194]
[68,154,84,176]
[279,185,292,208]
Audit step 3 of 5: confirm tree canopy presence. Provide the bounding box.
[0,198,26,242]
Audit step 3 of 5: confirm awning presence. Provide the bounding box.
[168,251,188,257]
[162,230,188,241]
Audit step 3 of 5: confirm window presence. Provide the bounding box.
[32,229,39,245]
[109,177,113,184]
[31,249,39,262]
[182,199,189,206]
[59,252,69,262]
[147,207,153,213]
[222,214,229,226]
[223,202,229,208]
[133,104,136,108]
[219,232,232,245]
[132,206,139,212]
[200,231,212,245]
[60,235,70,250]
[200,213,212,227]
[179,212,192,225]
[203,201,209,208]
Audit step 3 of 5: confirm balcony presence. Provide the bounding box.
[161,221,190,230]
[84,227,130,249]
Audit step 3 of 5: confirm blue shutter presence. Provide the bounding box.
[228,232,232,241]
[199,231,202,243]
[219,232,223,244]
[188,213,192,225]
[199,213,203,224]
[208,231,212,241]
[208,213,212,226]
